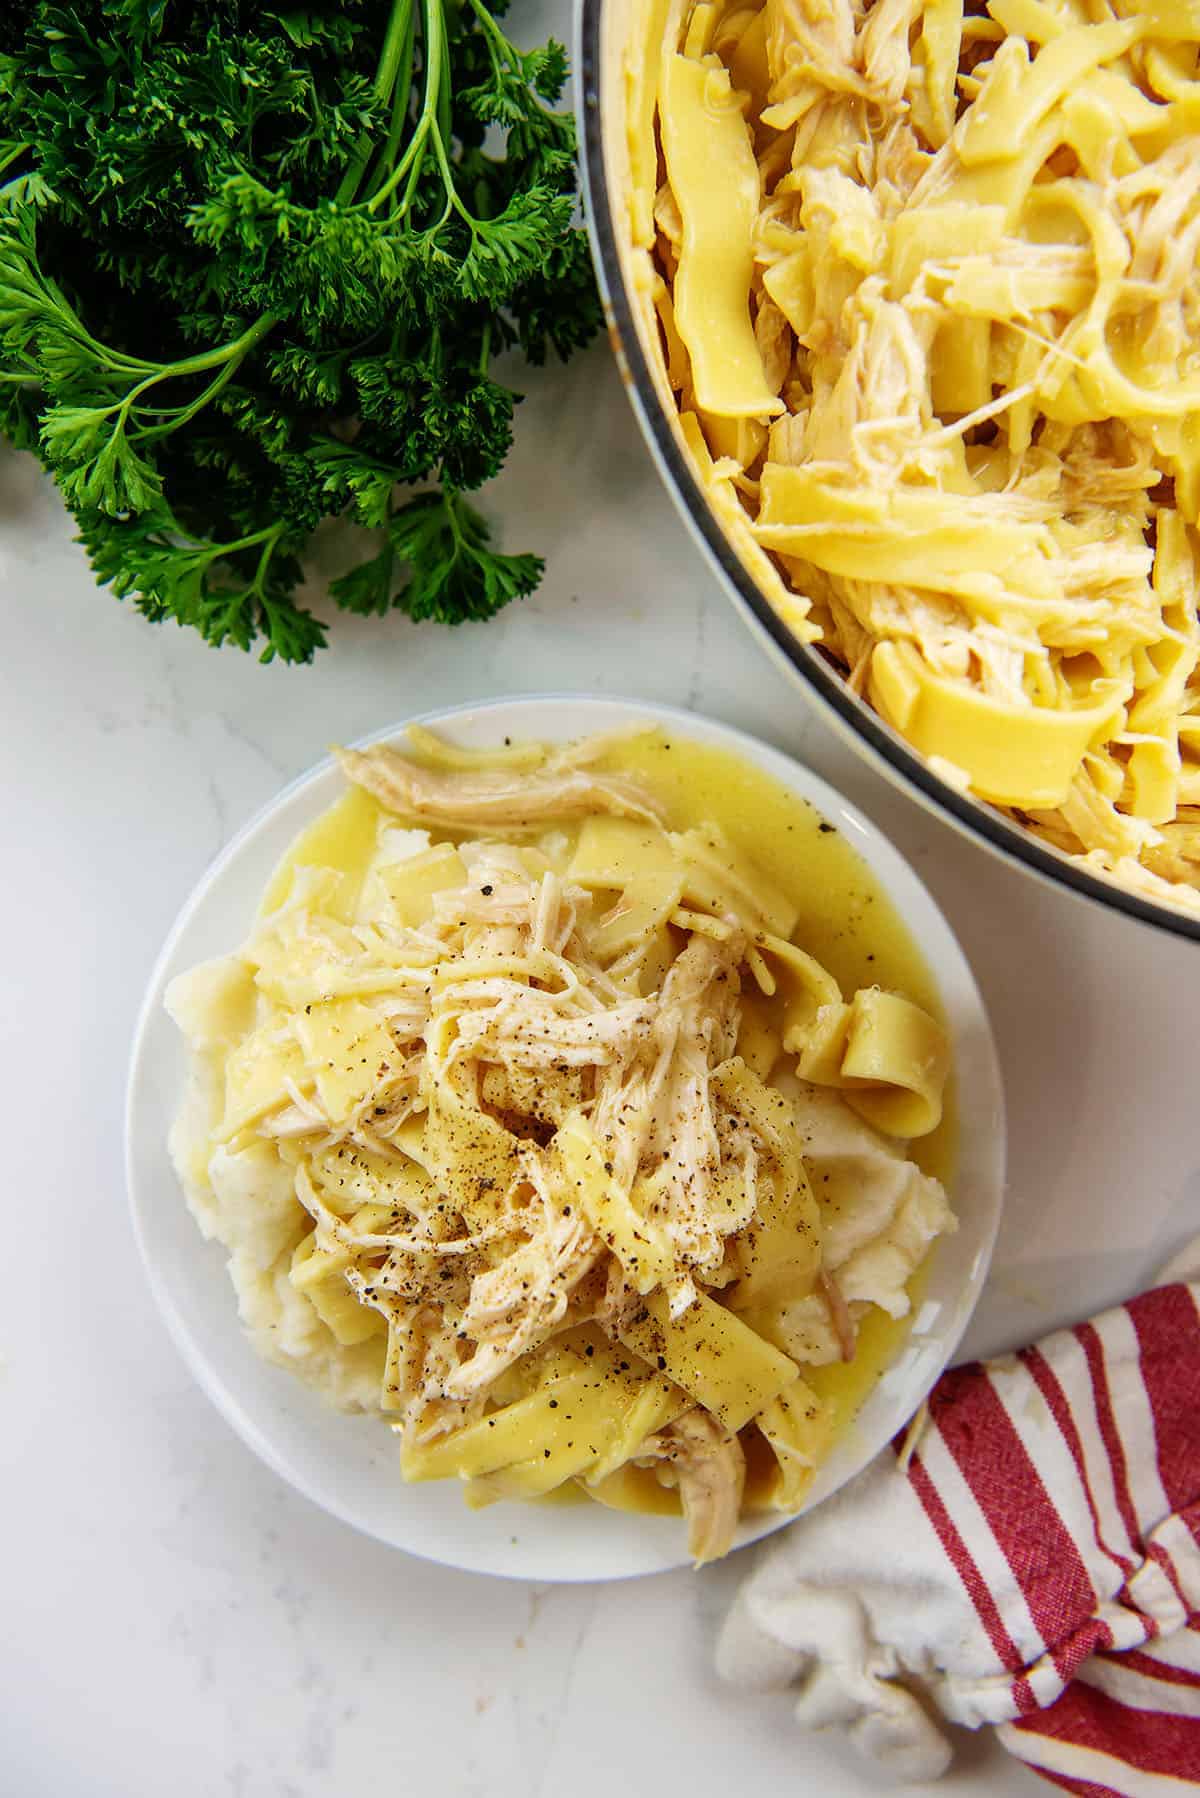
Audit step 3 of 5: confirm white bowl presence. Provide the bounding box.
[126,694,1005,1581]
[574,0,1200,947]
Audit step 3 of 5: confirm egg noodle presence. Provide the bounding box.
[168,728,954,1562]
[622,0,1200,915]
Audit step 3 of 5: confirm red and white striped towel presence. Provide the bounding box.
[718,1248,1200,1793]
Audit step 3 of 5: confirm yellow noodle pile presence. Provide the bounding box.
[624,0,1200,914]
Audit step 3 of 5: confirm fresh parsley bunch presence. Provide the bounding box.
[0,0,601,660]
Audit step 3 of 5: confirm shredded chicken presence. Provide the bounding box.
[336,744,668,829]
[638,1409,747,1564]
[591,930,747,1272]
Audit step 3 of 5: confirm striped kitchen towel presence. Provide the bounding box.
[718,1249,1200,1793]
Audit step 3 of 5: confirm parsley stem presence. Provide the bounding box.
[117,310,278,424]
[220,525,280,558]
[369,111,430,217]
[182,521,282,567]
[429,119,468,225]
[147,311,279,385]
[442,484,466,552]
[133,352,244,440]
[366,0,450,218]
[251,527,283,588]
[371,0,416,108]
[364,0,418,203]
[462,0,510,63]
[336,0,412,205]
[430,0,452,152]
[378,113,431,218]
[0,141,30,178]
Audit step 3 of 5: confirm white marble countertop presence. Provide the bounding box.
[4,320,1197,1797]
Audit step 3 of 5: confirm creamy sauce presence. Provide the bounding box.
[265,727,955,1520]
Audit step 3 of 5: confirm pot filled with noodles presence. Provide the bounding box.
[578,0,1200,939]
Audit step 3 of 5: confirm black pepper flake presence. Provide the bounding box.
[481,885,494,896]
[818,821,835,834]
[656,1355,666,1370]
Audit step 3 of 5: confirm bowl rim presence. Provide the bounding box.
[125,691,1005,1582]
[573,0,1200,947]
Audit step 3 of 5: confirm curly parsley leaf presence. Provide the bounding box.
[77,506,324,663]
[0,0,599,660]
[387,488,543,623]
